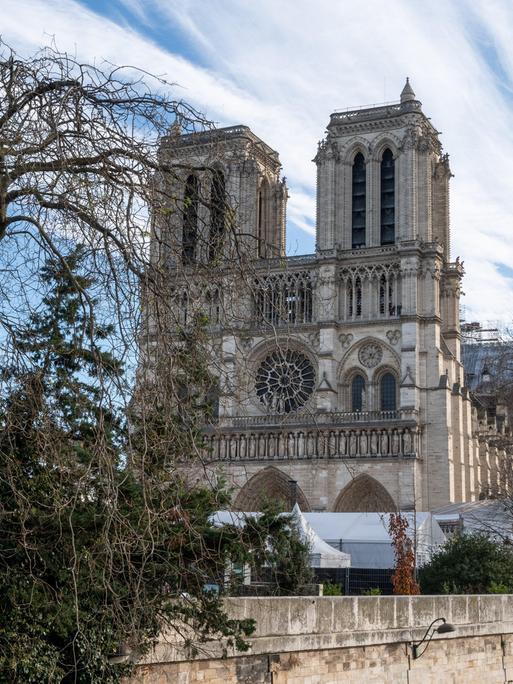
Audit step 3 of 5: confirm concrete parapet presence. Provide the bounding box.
[132,595,513,683]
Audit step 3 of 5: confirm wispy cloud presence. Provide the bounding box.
[4,0,513,321]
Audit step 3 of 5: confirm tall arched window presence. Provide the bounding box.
[379,274,386,315]
[355,277,362,317]
[352,153,366,248]
[257,180,269,257]
[182,174,199,264]
[380,373,397,411]
[381,149,395,245]
[209,170,225,261]
[351,375,366,412]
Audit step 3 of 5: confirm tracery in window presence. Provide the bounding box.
[182,174,199,264]
[351,375,366,412]
[255,272,313,326]
[380,372,397,411]
[209,170,225,261]
[380,148,395,245]
[352,152,366,248]
[255,349,315,414]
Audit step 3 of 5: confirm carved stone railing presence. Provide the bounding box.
[329,99,422,125]
[203,424,420,462]
[224,409,418,429]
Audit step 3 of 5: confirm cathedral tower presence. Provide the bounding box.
[151,81,510,513]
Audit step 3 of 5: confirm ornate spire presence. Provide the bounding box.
[400,77,416,103]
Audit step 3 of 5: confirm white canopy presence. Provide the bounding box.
[303,512,446,569]
[291,504,351,568]
[211,508,351,569]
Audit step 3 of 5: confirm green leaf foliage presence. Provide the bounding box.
[419,533,513,595]
[0,248,257,682]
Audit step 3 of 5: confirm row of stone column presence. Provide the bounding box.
[205,426,419,461]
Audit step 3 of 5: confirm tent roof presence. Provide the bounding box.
[291,504,351,567]
[211,508,351,568]
[302,511,435,542]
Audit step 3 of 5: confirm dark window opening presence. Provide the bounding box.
[257,181,268,258]
[380,149,395,245]
[352,375,366,412]
[380,373,397,411]
[352,153,366,248]
[355,277,362,317]
[209,170,226,261]
[182,174,199,264]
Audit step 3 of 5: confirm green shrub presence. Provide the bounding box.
[362,587,382,596]
[420,533,513,594]
[323,582,343,596]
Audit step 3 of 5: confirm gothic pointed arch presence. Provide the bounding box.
[333,474,396,512]
[234,466,311,512]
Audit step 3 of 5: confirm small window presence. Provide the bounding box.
[380,373,397,411]
[352,153,366,248]
[351,375,366,412]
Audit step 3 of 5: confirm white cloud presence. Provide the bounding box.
[4,0,513,321]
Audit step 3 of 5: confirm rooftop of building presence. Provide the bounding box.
[328,78,435,131]
[161,123,280,162]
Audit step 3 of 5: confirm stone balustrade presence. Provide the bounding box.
[225,409,417,428]
[204,423,420,462]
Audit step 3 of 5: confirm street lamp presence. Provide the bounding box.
[411,617,455,659]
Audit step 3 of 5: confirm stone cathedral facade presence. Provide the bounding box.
[151,80,511,513]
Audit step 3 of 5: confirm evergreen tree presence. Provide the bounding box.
[0,248,254,682]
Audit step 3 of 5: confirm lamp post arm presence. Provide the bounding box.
[411,618,446,660]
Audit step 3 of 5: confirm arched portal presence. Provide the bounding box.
[333,474,396,512]
[234,466,311,512]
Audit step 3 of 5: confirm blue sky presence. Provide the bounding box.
[5,0,513,323]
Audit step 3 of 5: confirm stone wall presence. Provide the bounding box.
[130,595,513,683]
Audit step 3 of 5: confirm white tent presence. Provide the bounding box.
[291,504,351,568]
[303,512,446,569]
[211,508,351,569]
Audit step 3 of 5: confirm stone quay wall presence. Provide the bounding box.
[130,595,513,684]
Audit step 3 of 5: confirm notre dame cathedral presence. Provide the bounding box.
[148,79,511,513]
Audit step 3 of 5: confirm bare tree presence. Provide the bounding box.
[0,41,288,682]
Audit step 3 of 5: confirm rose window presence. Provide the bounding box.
[255,349,315,414]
